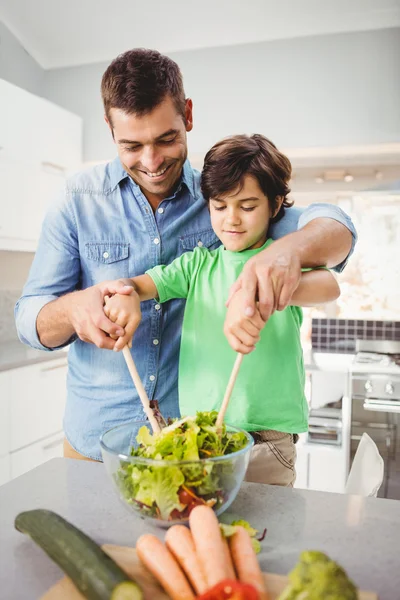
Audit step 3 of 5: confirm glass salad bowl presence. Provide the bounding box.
[100,413,254,528]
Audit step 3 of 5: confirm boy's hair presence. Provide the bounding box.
[201,134,293,222]
[101,48,186,125]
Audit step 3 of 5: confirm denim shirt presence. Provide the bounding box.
[15,158,356,459]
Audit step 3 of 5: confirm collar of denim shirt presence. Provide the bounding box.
[108,156,196,200]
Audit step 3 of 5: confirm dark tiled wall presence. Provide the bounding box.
[311,319,400,353]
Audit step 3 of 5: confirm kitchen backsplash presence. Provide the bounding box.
[312,318,400,353]
[0,290,21,343]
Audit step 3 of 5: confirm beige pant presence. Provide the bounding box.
[245,431,297,487]
[63,438,99,462]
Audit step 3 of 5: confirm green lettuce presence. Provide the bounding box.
[134,465,185,520]
[115,411,249,521]
[220,519,262,554]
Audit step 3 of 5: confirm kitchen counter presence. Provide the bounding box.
[1,459,399,599]
[303,349,356,372]
[0,339,68,372]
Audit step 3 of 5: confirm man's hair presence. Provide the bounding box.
[101,48,186,124]
[201,134,293,222]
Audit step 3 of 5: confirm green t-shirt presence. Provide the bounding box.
[146,239,308,433]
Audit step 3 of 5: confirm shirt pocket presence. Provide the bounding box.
[179,228,220,253]
[85,242,130,285]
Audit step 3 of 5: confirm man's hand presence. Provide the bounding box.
[67,279,134,350]
[226,236,302,322]
[104,290,141,351]
[224,289,265,354]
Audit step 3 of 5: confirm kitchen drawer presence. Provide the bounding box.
[10,431,64,479]
[0,454,10,486]
[10,359,68,451]
[0,371,11,457]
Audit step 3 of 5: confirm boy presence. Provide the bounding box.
[104,134,340,486]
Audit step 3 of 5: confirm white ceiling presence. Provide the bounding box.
[1,0,399,69]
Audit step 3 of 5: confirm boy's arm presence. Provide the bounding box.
[129,274,159,301]
[290,269,340,307]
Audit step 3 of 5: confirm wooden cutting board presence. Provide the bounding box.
[42,544,378,600]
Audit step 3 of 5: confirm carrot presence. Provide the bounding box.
[136,533,195,600]
[222,535,236,580]
[228,526,270,600]
[189,505,230,588]
[165,525,208,594]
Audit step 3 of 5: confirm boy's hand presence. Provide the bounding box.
[224,289,265,354]
[104,290,141,351]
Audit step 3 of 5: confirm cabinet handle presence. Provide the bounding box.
[41,161,65,173]
[40,362,68,372]
[42,436,64,451]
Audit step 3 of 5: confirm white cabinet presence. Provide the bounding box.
[307,447,347,493]
[0,371,11,458]
[0,356,68,482]
[10,359,68,452]
[0,78,82,170]
[294,442,347,493]
[0,455,10,486]
[10,431,64,479]
[0,77,82,251]
[294,443,309,489]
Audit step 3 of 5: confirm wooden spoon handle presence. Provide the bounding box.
[121,347,161,434]
[104,295,161,434]
[216,353,244,428]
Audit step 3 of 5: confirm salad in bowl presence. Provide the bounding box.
[100,411,253,526]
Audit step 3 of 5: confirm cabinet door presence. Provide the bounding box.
[294,443,309,489]
[35,98,82,171]
[0,78,82,171]
[0,151,66,249]
[10,359,68,451]
[308,447,347,493]
[0,79,39,152]
[10,431,64,479]
[0,455,10,486]
[0,150,42,244]
[0,371,11,457]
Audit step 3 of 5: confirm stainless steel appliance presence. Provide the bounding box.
[308,406,342,446]
[350,340,400,499]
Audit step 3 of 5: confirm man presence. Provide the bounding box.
[15,49,356,461]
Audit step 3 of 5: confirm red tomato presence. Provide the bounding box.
[178,488,193,505]
[196,579,259,600]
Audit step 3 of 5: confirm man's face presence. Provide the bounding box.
[209,175,275,252]
[107,96,193,201]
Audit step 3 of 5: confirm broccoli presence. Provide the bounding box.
[278,550,358,599]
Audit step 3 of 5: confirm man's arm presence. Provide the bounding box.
[291,269,340,307]
[36,283,131,349]
[227,204,355,321]
[224,269,340,353]
[15,191,131,351]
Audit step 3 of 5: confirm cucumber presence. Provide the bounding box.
[15,509,142,600]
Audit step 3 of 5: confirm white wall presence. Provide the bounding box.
[0,251,34,291]
[42,27,400,163]
[0,20,44,96]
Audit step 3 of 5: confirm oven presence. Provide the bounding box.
[350,341,400,499]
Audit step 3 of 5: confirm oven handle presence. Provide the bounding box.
[363,400,400,413]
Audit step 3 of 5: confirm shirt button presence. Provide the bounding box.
[149,375,156,381]
[154,304,161,311]
[103,251,109,259]
[154,238,160,245]
[158,207,164,214]
[197,241,203,247]
[153,339,159,345]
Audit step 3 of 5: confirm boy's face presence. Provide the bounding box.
[106,96,193,202]
[209,175,276,252]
